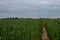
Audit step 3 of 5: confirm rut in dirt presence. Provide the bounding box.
[41,22,50,40]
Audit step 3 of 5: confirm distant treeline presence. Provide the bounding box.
[1,17,60,20]
[1,17,35,20]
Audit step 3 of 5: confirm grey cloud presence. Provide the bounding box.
[0,0,60,18]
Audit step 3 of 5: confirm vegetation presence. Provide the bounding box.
[45,19,60,40]
[0,18,42,40]
[0,18,60,40]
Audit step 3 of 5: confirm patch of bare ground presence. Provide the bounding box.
[41,22,50,40]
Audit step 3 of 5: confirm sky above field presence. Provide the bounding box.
[0,0,60,18]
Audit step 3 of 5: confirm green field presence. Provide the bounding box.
[0,18,60,40]
[0,18,42,40]
[45,19,60,40]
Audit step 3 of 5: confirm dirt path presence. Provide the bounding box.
[41,22,50,40]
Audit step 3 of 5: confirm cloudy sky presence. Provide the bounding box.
[0,0,60,18]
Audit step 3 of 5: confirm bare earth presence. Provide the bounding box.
[41,27,50,40]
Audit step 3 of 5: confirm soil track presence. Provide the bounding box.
[41,22,50,40]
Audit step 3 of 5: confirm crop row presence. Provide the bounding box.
[0,19,42,40]
[45,19,60,40]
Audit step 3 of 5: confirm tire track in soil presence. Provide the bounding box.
[41,22,50,40]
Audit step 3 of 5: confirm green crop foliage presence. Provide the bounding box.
[45,19,60,40]
[0,18,42,40]
[0,18,60,40]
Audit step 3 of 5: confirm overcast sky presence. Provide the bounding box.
[0,0,60,18]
